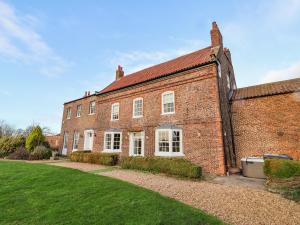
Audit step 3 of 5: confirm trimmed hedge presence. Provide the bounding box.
[121,157,202,179]
[70,151,119,166]
[264,159,300,179]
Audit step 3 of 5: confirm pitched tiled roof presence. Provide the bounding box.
[99,46,213,94]
[233,78,300,100]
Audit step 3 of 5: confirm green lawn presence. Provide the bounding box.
[0,161,225,225]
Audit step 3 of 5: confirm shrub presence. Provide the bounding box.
[264,159,300,179]
[7,147,30,160]
[29,145,52,160]
[70,151,119,166]
[25,126,45,152]
[121,157,202,179]
[0,135,26,157]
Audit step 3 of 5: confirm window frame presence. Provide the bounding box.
[103,131,122,153]
[89,101,96,115]
[111,103,120,121]
[76,105,82,117]
[227,73,231,90]
[161,91,175,115]
[132,97,143,118]
[155,128,183,157]
[72,131,80,151]
[66,107,72,119]
[63,132,68,149]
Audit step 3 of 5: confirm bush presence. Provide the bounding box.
[0,135,26,157]
[7,147,30,160]
[70,151,119,166]
[29,145,52,160]
[121,157,202,179]
[25,126,45,152]
[264,159,300,179]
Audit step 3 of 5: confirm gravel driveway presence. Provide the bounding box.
[45,161,300,225]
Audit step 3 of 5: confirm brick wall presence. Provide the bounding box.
[60,95,98,155]
[96,64,226,175]
[45,134,60,150]
[231,92,300,167]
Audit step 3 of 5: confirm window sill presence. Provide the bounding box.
[111,119,119,121]
[161,112,175,116]
[133,115,143,119]
[154,152,184,157]
[72,149,78,152]
[88,113,95,116]
[102,150,122,153]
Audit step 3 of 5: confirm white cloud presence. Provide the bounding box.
[0,0,71,77]
[261,61,300,83]
[110,39,207,74]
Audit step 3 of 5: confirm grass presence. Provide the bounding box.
[0,161,225,225]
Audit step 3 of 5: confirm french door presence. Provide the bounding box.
[129,132,144,156]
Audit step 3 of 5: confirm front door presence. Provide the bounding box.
[84,130,94,150]
[129,132,144,156]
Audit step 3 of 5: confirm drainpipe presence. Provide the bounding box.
[215,60,229,175]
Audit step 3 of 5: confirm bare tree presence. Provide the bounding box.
[0,120,15,137]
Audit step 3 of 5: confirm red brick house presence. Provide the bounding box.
[60,22,300,175]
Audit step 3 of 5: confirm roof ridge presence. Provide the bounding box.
[99,45,214,94]
[123,46,212,78]
[237,78,300,91]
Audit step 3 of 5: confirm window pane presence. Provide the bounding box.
[172,131,180,152]
[67,108,71,119]
[163,93,174,113]
[112,104,119,120]
[73,132,79,149]
[63,133,68,148]
[158,131,169,152]
[89,101,96,114]
[105,133,111,150]
[76,105,81,117]
[134,99,143,117]
[134,138,142,155]
[113,133,120,150]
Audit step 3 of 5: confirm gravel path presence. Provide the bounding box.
[100,170,300,225]
[44,161,300,225]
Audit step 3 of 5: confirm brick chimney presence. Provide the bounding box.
[210,22,223,48]
[115,65,124,80]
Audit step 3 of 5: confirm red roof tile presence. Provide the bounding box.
[99,46,213,94]
[233,78,300,100]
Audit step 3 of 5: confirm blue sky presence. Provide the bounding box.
[0,0,300,133]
